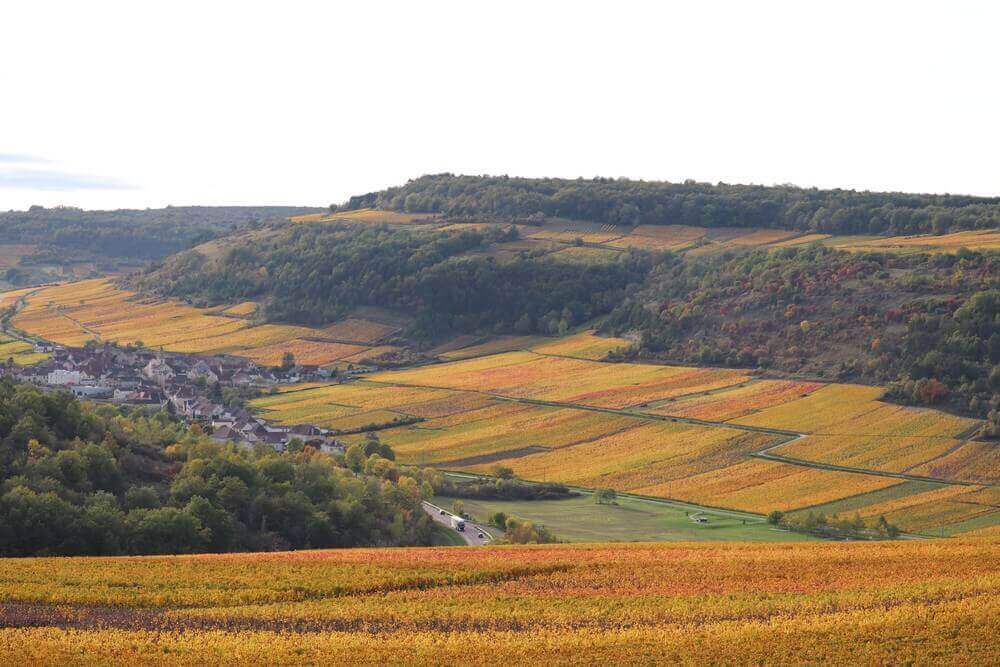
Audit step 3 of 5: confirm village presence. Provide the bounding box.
[3,340,353,456]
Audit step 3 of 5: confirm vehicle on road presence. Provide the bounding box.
[451,516,466,531]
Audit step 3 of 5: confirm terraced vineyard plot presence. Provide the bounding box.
[466,422,782,492]
[220,301,258,316]
[722,229,802,246]
[290,208,441,225]
[375,351,748,409]
[549,246,621,263]
[317,318,399,343]
[530,330,633,360]
[166,323,317,354]
[0,285,46,307]
[829,228,1000,253]
[649,379,824,421]
[656,458,903,513]
[366,403,642,465]
[327,209,440,224]
[10,279,381,367]
[907,440,1000,485]
[548,222,1000,256]
[768,232,832,248]
[2,540,997,664]
[0,243,37,268]
[776,433,969,478]
[525,228,623,244]
[439,336,546,360]
[606,224,709,250]
[252,383,489,431]
[787,482,998,533]
[240,339,368,366]
[0,334,48,365]
[729,383,888,432]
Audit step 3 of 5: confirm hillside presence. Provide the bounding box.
[131,222,653,337]
[1,539,997,663]
[602,246,1000,420]
[129,198,1000,424]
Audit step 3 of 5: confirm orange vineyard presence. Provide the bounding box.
[5,279,398,367]
[1,539,997,664]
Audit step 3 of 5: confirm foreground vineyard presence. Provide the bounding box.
[1,540,997,664]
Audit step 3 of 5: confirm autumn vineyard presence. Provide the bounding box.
[1,540,998,664]
[1,173,999,664]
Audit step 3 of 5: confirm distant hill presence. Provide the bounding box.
[0,205,322,287]
[342,173,1000,236]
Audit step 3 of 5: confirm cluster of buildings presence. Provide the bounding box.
[4,342,345,455]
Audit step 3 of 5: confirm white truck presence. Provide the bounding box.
[451,515,466,532]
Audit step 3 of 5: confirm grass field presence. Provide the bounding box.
[0,539,996,664]
[435,492,814,542]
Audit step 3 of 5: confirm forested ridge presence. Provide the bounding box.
[0,381,434,556]
[136,222,653,338]
[345,174,1000,235]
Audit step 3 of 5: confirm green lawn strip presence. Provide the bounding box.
[434,492,815,543]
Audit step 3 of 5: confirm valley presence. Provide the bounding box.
[5,269,996,539]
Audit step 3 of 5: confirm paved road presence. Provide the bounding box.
[422,501,493,546]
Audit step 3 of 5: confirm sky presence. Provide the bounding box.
[2,1,998,211]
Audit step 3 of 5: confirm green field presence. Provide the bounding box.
[435,491,816,543]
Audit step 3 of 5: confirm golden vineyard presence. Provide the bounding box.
[1,539,997,664]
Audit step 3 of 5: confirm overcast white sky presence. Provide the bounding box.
[2,1,998,210]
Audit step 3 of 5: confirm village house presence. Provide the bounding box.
[47,368,89,386]
[143,357,175,385]
[187,360,219,385]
